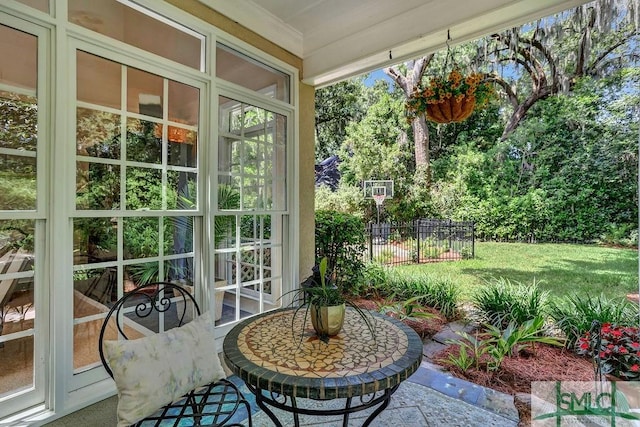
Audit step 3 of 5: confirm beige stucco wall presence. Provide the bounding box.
[167,0,315,281]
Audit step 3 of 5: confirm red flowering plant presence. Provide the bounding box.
[576,323,640,380]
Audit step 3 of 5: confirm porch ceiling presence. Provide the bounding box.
[199,0,591,87]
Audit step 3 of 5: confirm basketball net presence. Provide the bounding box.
[373,194,386,207]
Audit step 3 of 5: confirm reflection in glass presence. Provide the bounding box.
[15,0,49,13]
[215,288,237,326]
[168,81,199,126]
[164,258,193,285]
[0,25,37,91]
[167,131,197,167]
[124,217,159,259]
[127,68,163,118]
[216,43,289,103]
[127,118,161,163]
[0,155,36,210]
[69,0,203,70]
[76,51,121,109]
[214,216,236,249]
[167,171,196,209]
[0,91,37,151]
[76,108,121,158]
[73,318,105,372]
[125,167,161,210]
[165,217,193,255]
[73,267,118,307]
[126,261,159,288]
[0,221,35,328]
[73,218,117,264]
[240,215,271,240]
[76,162,120,210]
[0,337,34,397]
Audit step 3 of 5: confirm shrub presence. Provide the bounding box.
[549,293,636,348]
[315,210,366,292]
[459,246,473,259]
[374,249,394,264]
[314,184,365,216]
[387,272,459,320]
[576,324,640,380]
[446,316,563,372]
[472,277,549,329]
[351,262,392,297]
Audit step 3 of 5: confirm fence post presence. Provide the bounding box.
[472,222,475,258]
[415,220,420,263]
[368,222,373,262]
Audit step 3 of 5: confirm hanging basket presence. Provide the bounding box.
[406,69,493,125]
[426,95,476,124]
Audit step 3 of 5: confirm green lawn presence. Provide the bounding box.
[395,242,638,301]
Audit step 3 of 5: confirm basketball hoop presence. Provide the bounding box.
[373,194,386,206]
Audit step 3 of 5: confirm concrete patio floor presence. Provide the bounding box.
[44,360,520,427]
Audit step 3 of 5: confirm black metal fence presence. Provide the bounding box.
[366,219,475,266]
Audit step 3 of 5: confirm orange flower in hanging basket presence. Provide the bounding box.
[406,69,493,124]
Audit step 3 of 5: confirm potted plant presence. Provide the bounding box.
[293,257,375,343]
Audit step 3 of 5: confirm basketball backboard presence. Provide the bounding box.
[363,180,394,199]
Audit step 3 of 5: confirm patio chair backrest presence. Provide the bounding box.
[97,281,200,378]
[0,251,31,314]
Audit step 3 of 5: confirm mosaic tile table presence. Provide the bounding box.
[223,307,423,427]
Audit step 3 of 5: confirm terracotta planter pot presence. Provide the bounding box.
[426,95,476,123]
[310,303,346,336]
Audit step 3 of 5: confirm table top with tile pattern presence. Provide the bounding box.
[223,307,423,400]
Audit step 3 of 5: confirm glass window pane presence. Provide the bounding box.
[0,219,36,397]
[124,217,159,259]
[126,118,161,163]
[214,215,236,250]
[167,171,196,209]
[167,132,197,167]
[0,155,36,210]
[77,51,121,109]
[15,0,49,13]
[125,261,159,288]
[127,68,163,118]
[76,162,121,210]
[76,108,121,158]
[125,167,162,210]
[0,337,34,397]
[73,267,118,306]
[164,258,193,284]
[73,218,117,264]
[168,81,198,126]
[165,216,193,255]
[216,43,289,103]
[69,0,202,70]
[0,91,37,152]
[0,25,36,91]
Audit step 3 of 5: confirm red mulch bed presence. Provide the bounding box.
[435,343,594,394]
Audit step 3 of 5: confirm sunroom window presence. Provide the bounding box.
[215,95,287,325]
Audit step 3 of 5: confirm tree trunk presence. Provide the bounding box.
[412,114,430,186]
[384,55,434,186]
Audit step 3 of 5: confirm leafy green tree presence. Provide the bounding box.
[483,0,639,139]
[314,77,366,162]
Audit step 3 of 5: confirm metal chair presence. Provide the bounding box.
[98,281,252,426]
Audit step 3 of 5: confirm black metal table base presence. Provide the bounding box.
[246,383,400,427]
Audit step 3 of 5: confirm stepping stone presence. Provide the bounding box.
[423,340,448,359]
[432,320,477,344]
